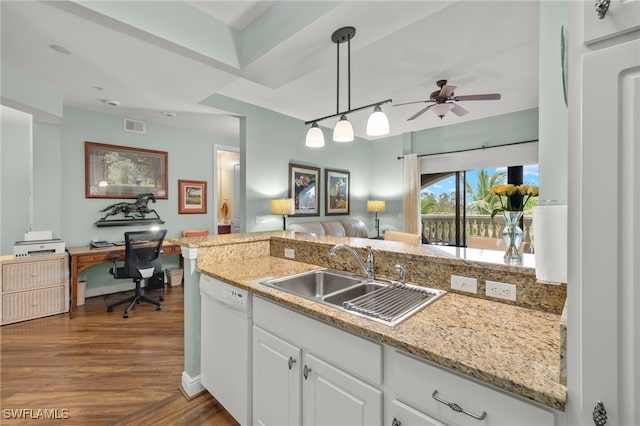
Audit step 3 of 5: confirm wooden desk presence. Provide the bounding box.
[66,242,180,318]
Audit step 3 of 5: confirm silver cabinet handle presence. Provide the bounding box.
[303,365,312,380]
[432,390,487,421]
[593,400,608,425]
[595,0,610,19]
[288,356,296,370]
[391,418,401,426]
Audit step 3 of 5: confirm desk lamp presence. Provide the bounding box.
[271,198,294,231]
[367,200,386,238]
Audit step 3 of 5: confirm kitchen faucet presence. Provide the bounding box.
[329,244,375,281]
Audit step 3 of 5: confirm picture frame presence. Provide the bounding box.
[325,168,350,216]
[85,141,168,199]
[178,180,207,214]
[288,163,320,216]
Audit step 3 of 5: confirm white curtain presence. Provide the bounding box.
[402,153,420,234]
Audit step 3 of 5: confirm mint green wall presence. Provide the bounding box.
[1,120,31,252]
[369,134,405,234]
[539,1,568,204]
[33,122,63,238]
[59,106,237,290]
[202,95,375,235]
[410,109,539,155]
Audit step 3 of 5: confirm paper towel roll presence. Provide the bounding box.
[533,205,567,284]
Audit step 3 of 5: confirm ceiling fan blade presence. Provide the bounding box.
[453,93,501,101]
[440,85,457,98]
[394,100,430,107]
[407,104,433,121]
[450,103,469,116]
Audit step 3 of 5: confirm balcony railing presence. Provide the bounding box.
[422,214,534,253]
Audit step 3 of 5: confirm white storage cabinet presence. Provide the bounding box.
[252,296,383,426]
[384,347,556,426]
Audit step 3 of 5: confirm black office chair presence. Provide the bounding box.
[107,229,167,318]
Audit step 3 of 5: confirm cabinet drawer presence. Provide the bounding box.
[389,399,446,426]
[2,285,68,324]
[2,257,67,292]
[388,349,554,426]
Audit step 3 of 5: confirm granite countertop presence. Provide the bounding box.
[197,255,567,412]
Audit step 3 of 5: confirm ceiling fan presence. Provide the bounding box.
[395,79,501,121]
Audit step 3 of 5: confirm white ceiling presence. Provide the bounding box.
[0,1,539,141]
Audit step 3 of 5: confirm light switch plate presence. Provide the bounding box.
[450,275,477,294]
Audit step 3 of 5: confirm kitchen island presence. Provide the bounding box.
[170,231,567,422]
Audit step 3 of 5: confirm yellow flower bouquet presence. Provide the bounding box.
[489,184,539,218]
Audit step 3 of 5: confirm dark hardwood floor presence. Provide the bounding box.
[1,284,239,426]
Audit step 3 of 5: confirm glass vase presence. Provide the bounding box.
[502,210,523,264]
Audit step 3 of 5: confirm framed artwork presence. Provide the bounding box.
[325,168,350,216]
[288,163,320,216]
[85,141,168,199]
[178,180,207,214]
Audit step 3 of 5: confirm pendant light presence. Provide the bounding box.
[366,105,390,136]
[304,26,391,144]
[305,122,325,147]
[333,115,354,142]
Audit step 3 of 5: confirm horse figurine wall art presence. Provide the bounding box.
[99,193,161,221]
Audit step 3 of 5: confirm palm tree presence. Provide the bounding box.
[465,168,506,215]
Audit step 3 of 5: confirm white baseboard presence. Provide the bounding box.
[181,371,204,398]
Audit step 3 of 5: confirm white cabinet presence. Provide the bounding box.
[253,296,382,426]
[302,353,382,426]
[568,2,639,424]
[384,348,555,426]
[252,325,301,426]
[389,399,446,426]
[582,0,640,44]
[1,254,69,325]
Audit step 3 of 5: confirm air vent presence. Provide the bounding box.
[123,118,145,134]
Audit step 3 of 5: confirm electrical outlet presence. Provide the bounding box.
[450,275,477,294]
[284,248,295,259]
[485,280,516,301]
[255,215,268,224]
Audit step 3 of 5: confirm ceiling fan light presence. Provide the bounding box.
[305,122,325,147]
[333,115,354,142]
[366,105,390,136]
[432,103,454,119]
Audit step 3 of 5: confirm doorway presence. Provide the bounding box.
[213,145,240,234]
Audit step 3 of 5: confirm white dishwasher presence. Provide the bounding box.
[200,274,252,425]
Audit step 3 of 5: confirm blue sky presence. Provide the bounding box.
[422,164,540,197]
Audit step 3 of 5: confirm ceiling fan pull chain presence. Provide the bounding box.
[595,0,610,19]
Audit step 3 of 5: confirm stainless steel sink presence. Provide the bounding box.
[323,282,387,306]
[261,269,447,327]
[262,269,363,298]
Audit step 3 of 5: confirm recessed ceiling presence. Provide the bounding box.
[0,1,539,141]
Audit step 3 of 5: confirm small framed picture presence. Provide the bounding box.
[288,163,320,216]
[325,168,350,216]
[178,180,207,214]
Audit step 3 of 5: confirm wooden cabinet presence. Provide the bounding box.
[1,254,69,325]
[253,296,382,426]
[385,348,555,426]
